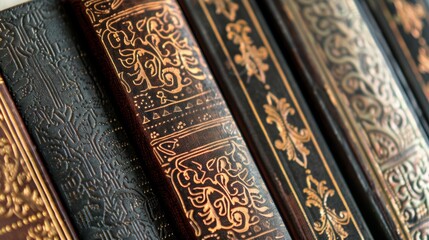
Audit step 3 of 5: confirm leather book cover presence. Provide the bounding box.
[0,74,76,239]
[365,0,429,125]
[69,0,289,239]
[259,0,429,239]
[0,1,175,239]
[178,0,371,239]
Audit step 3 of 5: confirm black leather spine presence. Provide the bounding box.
[259,0,429,239]
[179,0,372,239]
[0,1,175,239]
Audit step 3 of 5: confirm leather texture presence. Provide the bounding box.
[0,1,175,239]
[259,0,429,239]
[179,0,372,239]
[0,75,76,240]
[70,0,289,239]
[365,0,429,129]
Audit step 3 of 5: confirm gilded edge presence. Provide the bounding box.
[199,0,364,239]
[285,0,429,238]
[380,0,429,101]
[0,76,72,239]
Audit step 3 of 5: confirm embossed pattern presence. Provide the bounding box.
[74,0,288,239]
[0,1,174,239]
[0,76,74,239]
[367,0,429,124]
[180,0,369,239]
[281,0,429,238]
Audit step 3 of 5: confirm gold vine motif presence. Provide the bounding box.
[292,0,429,237]
[204,0,238,21]
[205,0,353,238]
[393,0,429,96]
[264,92,310,168]
[226,20,269,84]
[303,172,350,240]
[105,2,207,93]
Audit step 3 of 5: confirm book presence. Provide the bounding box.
[365,0,429,124]
[70,0,289,239]
[178,0,371,239]
[0,74,76,239]
[259,0,429,239]
[0,1,175,239]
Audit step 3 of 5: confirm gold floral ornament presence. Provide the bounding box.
[226,20,269,84]
[304,172,350,240]
[204,0,238,21]
[264,92,310,168]
[393,0,425,38]
[0,137,43,218]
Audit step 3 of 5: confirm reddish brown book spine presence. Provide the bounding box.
[0,75,76,239]
[70,0,289,239]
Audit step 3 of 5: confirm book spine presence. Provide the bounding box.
[178,0,371,239]
[0,75,76,239]
[364,0,429,125]
[0,1,175,239]
[259,0,429,239]
[70,0,289,239]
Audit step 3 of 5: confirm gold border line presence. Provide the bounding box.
[379,0,428,99]
[0,80,72,239]
[284,0,429,238]
[200,0,365,238]
[197,2,317,238]
[242,1,363,238]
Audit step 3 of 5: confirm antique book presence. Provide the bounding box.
[0,74,76,239]
[365,0,429,123]
[259,0,429,239]
[178,0,371,239]
[0,1,176,239]
[70,0,289,239]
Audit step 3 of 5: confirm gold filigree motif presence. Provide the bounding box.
[393,0,425,38]
[85,1,286,238]
[226,20,269,84]
[290,0,429,237]
[153,119,276,238]
[418,46,429,73]
[390,0,429,105]
[27,220,58,240]
[104,3,207,93]
[204,0,238,21]
[303,172,350,240]
[264,92,310,168]
[0,88,59,238]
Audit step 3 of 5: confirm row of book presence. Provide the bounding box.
[0,0,428,239]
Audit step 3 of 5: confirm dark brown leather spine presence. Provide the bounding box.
[0,75,76,239]
[259,0,429,239]
[70,0,289,239]
[178,0,371,239]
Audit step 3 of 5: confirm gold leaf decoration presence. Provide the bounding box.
[303,173,350,240]
[204,0,239,21]
[393,0,425,38]
[264,92,310,168]
[226,20,269,84]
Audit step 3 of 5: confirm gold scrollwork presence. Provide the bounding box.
[392,0,429,97]
[204,0,239,21]
[0,102,58,238]
[264,92,310,168]
[103,2,207,94]
[303,171,350,240]
[226,20,269,84]
[393,0,425,38]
